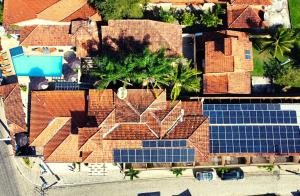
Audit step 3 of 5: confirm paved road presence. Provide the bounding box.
[48,172,300,196]
[0,133,21,196]
[0,132,36,196]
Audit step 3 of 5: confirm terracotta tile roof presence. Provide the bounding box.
[203,30,253,94]
[43,119,72,160]
[20,25,72,46]
[203,73,228,94]
[229,0,272,5]
[102,20,182,55]
[227,5,266,28]
[0,83,26,133]
[62,3,100,22]
[30,91,86,143]
[37,0,87,21]
[104,123,158,140]
[3,0,99,26]
[78,127,100,150]
[228,72,251,94]
[30,89,208,163]
[3,0,59,26]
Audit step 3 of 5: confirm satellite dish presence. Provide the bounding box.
[117,87,127,99]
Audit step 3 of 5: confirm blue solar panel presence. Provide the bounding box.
[113,148,195,163]
[210,125,300,154]
[204,104,283,111]
[142,140,187,148]
[9,46,24,57]
[206,110,297,125]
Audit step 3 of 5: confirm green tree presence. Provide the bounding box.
[90,54,136,89]
[131,49,174,89]
[157,7,177,23]
[256,27,299,59]
[263,58,284,85]
[168,59,201,101]
[91,48,200,101]
[275,66,300,89]
[200,4,225,28]
[124,168,140,180]
[171,168,185,177]
[180,12,197,26]
[88,0,146,20]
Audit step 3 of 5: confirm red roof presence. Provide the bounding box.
[202,30,253,94]
[29,89,208,163]
[102,20,182,55]
[20,25,72,46]
[3,0,99,26]
[0,83,26,134]
[227,5,266,28]
[229,0,272,5]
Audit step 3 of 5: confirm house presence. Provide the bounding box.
[0,83,26,135]
[29,89,300,165]
[201,30,253,94]
[3,0,101,27]
[29,89,210,164]
[101,20,183,56]
[19,20,100,57]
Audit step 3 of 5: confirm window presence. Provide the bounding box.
[245,49,251,60]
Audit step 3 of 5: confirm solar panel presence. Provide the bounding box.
[203,104,281,111]
[54,82,80,90]
[9,46,24,58]
[206,110,297,125]
[113,148,195,163]
[210,125,300,154]
[142,140,187,148]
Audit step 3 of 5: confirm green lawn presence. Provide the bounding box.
[252,47,271,76]
[288,0,300,28]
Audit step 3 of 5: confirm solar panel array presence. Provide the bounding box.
[9,46,24,57]
[204,111,297,124]
[113,148,195,163]
[204,103,300,154]
[203,104,281,111]
[54,82,80,90]
[210,125,300,153]
[142,140,187,148]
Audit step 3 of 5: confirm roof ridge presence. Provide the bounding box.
[150,21,174,52]
[20,25,39,45]
[140,89,165,116]
[61,3,89,22]
[228,5,249,27]
[2,83,17,102]
[144,124,160,139]
[78,127,100,150]
[161,101,181,123]
[43,119,72,159]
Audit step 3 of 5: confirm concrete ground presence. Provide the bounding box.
[47,169,300,196]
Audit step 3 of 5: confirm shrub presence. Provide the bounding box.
[20,85,27,92]
[180,12,197,26]
[23,157,30,166]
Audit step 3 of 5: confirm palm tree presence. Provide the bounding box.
[90,54,137,89]
[171,168,185,177]
[256,27,299,59]
[132,49,174,89]
[124,168,140,180]
[168,59,201,101]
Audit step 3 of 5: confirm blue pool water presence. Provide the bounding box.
[11,55,63,77]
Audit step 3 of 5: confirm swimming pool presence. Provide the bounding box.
[9,47,63,77]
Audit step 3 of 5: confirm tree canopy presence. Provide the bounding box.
[90,48,201,101]
[256,27,300,59]
[88,0,146,20]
